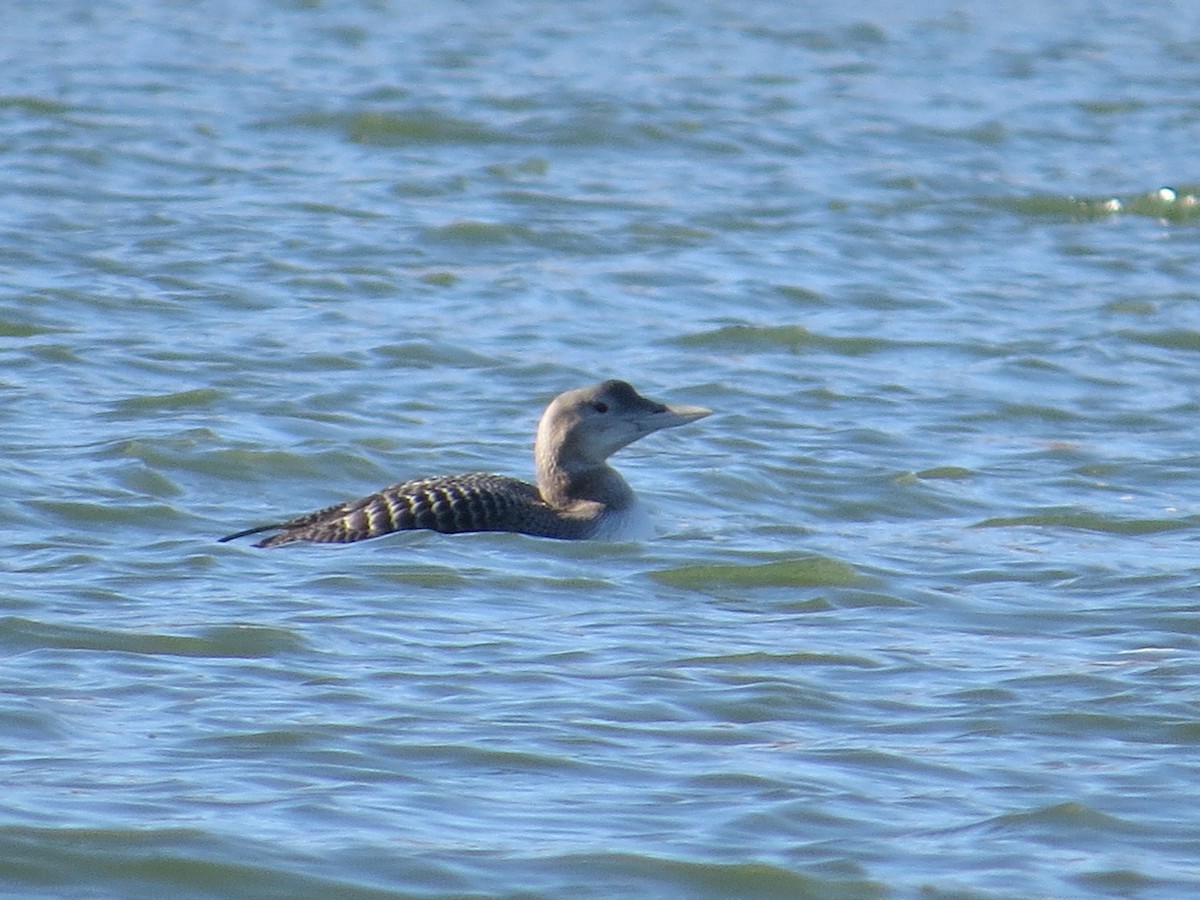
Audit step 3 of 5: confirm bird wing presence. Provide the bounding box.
[219,473,547,547]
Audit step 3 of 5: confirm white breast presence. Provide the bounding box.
[588,500,654,541]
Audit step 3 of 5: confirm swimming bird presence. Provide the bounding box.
[218,380,711,547]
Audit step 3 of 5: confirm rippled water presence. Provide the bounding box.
[4,1,1200,897]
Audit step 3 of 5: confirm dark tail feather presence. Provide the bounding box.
[218,523,281,543]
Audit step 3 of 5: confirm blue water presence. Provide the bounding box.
[3,1,1200,897]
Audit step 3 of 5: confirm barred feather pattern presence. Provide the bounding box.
[232,473,581,548]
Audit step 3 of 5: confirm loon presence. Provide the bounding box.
[218,380,711,547]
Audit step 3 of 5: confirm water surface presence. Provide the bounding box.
[3,1,1200,897]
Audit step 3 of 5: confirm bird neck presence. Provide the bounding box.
[536,456,634,512]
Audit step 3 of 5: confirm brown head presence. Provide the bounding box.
[534,380,710,507]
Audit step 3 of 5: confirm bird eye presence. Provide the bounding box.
[593,401,609,413]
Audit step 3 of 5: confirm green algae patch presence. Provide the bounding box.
[111,388,224,413]
[651,556,862,590]
[915,466,974,480]
[972,511,1194,535]
[0,617,306,658]
[673,323,891,356]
